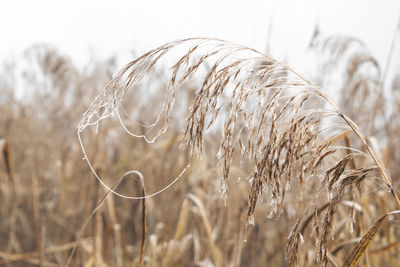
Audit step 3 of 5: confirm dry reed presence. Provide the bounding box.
[78,38,400,266]
[1,34,400,267]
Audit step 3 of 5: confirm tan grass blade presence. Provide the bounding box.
[342,213,389,267]
[174,199,191,240]
[105,194,123,267]
[327,252,340,267]
[187,193,223,267]
[94,185,105,267]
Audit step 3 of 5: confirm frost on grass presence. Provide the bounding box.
[78,38,393,266]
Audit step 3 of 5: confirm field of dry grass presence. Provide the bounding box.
[1,33,400,267]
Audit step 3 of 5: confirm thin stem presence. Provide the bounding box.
[339,113,400,210]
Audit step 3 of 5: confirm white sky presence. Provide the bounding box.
[0,0,399,76]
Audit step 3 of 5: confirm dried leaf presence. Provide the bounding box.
[342,213,388,267]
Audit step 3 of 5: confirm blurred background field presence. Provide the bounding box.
[1,1,400,266]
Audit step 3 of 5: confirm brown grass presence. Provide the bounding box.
[0,35,400,267]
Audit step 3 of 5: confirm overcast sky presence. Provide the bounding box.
[1,0,399,76]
